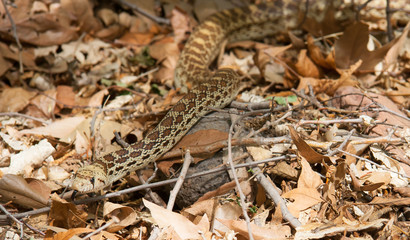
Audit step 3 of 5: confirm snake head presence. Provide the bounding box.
[71,164,108,193]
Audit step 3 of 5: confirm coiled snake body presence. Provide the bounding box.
[72,1,329,193]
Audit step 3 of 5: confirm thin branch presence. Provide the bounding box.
[0,204,24,239]
[338,149,409,179]
[82,218,118,239]
[1,0,24,80]
[246,157,302,229]
[0,112,50,125]
[167,150,192,210]
[227,115,254,240]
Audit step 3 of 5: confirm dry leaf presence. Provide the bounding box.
[218,218,291,240]
[103,202,138,232]
[49,193,88,229]
[0,174,49,208]
[288,126,331,164]
[0,87,37,112]
[143,199,202,239]
[281,187,323,217]
[298,158,323,189]
[295,49,321,78]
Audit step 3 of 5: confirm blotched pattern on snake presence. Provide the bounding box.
[72,0,343,193]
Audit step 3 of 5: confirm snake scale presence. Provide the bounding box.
[72,0,338,193]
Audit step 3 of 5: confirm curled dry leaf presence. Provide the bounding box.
[295,49,321,78]
[49,193,87,229]
[103,202,138,232]
[0,174,49,209]
[334,21,410,72]
[288,126,331,164]
[306,35,333,69]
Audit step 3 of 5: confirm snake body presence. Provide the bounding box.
[72,1,332,193]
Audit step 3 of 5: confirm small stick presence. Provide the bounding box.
[82,217,118,239]
[167,150,192,210]
[0,112,50,125]
[246,157,302,229]
[1,0,24,82]
[227,115,254,240]
[327,129,355,156]
[0,204,24,239]
[338,149,409,179]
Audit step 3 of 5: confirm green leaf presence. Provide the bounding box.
[274,95,297,105]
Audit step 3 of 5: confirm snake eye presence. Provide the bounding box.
[90,177,95,185]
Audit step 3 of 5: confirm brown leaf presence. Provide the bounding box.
[49,193,88,228]
[334,22,405,72]
[143,199,202,239]
[288,126,330,164]
[307,35,333,69]
[298,158,323,189]
[217,218,291,240]
[158,129,228,175]
[0,174,49,209]
[281,187,323,217]
[295,49,321,78]
[0,87,37,112]
[334,22,370,70]
[103,202,138,232]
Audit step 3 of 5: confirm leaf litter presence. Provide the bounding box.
[0,0,409,239]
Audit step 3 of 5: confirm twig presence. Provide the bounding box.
[247,106,293,138]
[297,117,371,126]
[0,204,24,239]
[327,129,355,156]
[386,0,393,41]
[246,157,302,229]
[338,149,409,179]
[167,150,192,210]
[82,217,118,239]
[1,0,24,82]
[122,67,159,84]
[115,0,170,25]
[227,115,254,240]
[229,100,271,111]
[0,112,50,125]
[356,0,373,21]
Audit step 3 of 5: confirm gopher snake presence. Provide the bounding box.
[72,1,340,193]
